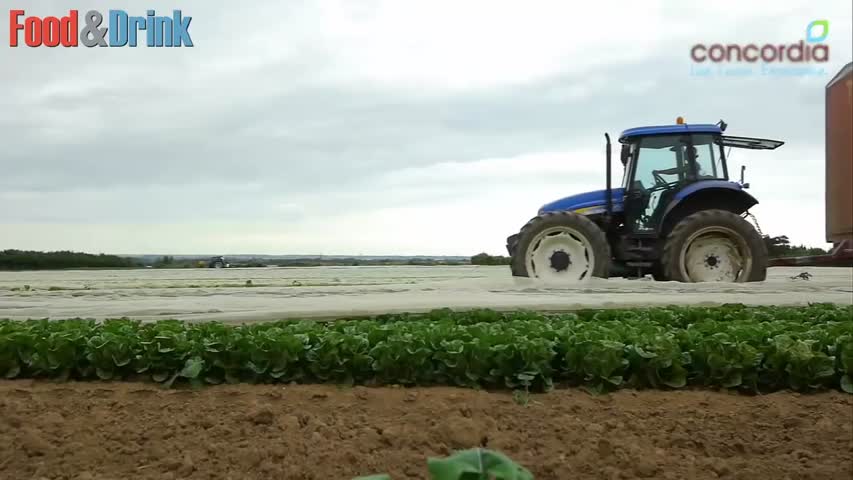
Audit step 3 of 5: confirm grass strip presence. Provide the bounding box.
[1,304,851,393]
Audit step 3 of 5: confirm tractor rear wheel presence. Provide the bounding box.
[510,211,611,281]
[660,209,767,283]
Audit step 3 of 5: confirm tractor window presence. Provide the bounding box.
[626,134,728,233]
[691,134,726,179]
[628,135,689,233]
[632,135,687,190]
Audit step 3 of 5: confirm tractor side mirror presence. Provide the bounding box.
[740,165,750,189]
[620,145,630,166]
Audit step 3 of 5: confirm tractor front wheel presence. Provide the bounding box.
[509,211,611,282]
[660,209,767,283]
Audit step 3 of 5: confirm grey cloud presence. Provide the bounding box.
[2,57,836,188]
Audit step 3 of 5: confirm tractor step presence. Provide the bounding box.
[625,261,653,267]
[620,246,656,261]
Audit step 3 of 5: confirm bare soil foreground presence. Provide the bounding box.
[1,381,851,480]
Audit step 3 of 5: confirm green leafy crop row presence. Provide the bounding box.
[1,304,851,393]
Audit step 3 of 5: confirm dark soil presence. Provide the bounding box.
[1,381,851,480]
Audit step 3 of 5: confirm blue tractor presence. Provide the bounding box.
[506,119,784,283]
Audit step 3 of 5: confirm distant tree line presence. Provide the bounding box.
[265,257,466,267]
[762,235,829,258]
[0,250,141,270]
[470,253,512,265]
[149,256,218,268]
[0,251,476,270]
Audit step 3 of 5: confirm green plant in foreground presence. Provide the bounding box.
[834,334,853,393]
[353,448,533,480]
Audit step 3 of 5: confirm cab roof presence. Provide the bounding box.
[618,124,722,143]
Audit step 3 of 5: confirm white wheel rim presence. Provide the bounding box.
[680,227,750,282]
[525,226,595,281]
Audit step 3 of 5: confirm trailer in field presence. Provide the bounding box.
[768,61,853,268]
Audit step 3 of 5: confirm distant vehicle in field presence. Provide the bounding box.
[767,61,853,268]
[208,256,229,268]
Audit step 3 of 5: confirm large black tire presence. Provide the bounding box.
[509,211,611,280]
[660,209,767,283]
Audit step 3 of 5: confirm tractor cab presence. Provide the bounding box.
[619,120,729,234]
[507,118,784,283]
[616,119,782,236]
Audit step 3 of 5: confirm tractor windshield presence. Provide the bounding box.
[631,134,725,190]
[632,135,689,189]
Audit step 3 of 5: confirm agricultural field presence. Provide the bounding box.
[0,265,851,321]
[1,267,852,479]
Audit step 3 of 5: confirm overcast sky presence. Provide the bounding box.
[2,0,851,255]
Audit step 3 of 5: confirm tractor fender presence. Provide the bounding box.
[661,180,758,229]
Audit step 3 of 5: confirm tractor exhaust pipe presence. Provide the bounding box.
[605,133,612,219]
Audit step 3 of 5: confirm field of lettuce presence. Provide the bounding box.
[3,304,852,393]
[2,303,853,479]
